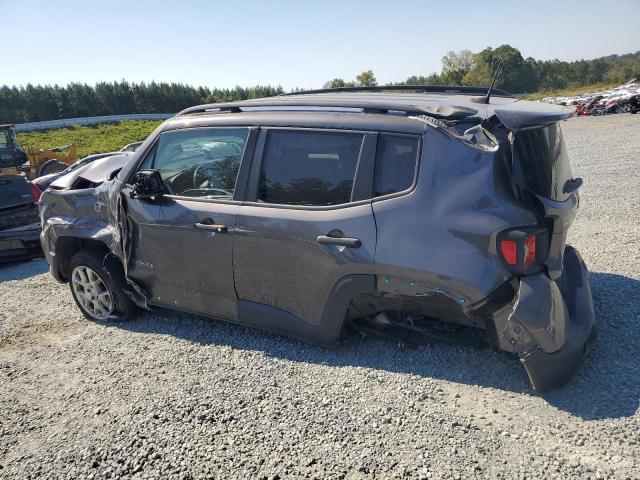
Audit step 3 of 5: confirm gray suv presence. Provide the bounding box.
[39,86,596,391]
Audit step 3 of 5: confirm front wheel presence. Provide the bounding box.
[68,251,137,322]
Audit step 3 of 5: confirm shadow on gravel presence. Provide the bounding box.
[0,258,48,282]
[110,271,638,421]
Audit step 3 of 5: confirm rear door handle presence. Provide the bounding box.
[195,221,228,233]
[317,235,361,248]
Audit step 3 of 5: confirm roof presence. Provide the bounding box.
[177,91,516,121]
[173,88,574,130]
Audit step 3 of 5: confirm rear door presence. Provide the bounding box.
[124,127,257,320]
[233,128,377,327]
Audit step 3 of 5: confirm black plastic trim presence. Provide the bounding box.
[237,274,376,345]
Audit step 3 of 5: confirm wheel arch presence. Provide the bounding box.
[54,237,112,282]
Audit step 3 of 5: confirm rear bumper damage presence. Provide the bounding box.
[0,222,43,262]
[495,245,596,390]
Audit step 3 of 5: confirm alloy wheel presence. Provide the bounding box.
[71,265,114,320]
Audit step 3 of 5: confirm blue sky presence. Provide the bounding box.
[2,0,639,90]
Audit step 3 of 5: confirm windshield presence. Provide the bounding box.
[511,123,573,201]
[0,130,11,149]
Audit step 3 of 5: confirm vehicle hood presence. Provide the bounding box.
[50,153,130,190]
[0,175,34,210]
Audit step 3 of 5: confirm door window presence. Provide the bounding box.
[146,128,249,199]
[373,134,419,197]
[258,130,364,206]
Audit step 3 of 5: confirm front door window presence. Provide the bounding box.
[145,128,249,200]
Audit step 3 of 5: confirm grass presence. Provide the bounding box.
[16,120,163,158]
[522,82,621,100]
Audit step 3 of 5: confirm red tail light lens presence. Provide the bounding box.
[29,182,42,203]
[523,234,537,268]
[500,240,518,265]
[496,226,548,275]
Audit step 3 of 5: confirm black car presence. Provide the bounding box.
[0,175,42,262]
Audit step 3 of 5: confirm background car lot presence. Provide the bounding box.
[1,114,639,478]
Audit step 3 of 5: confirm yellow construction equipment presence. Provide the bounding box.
[0,124,78,179]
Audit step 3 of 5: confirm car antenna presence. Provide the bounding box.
[472,60,502,104]
[483,60,502,104]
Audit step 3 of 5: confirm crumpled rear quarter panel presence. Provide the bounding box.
[372,126,538,307]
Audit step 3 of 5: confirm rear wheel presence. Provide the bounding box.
[68,251,137,322]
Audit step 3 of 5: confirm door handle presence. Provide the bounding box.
[195,222,228,233]
[317,235,361,248]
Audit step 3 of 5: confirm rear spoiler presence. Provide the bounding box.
[491,101,574,130]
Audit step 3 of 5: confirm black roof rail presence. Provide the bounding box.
[176,98,479,121]
[281,85,514,98]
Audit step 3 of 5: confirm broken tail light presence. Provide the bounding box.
[497,226,548,275]
[29,182,42,203]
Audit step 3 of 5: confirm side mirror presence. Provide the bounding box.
[131,169,165,199]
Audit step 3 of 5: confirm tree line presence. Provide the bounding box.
[325,46,640,94]
[2,45,638,124]
[0,83,284,124]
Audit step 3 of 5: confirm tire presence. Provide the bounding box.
[37,159,68,177]
[68,250,137,322]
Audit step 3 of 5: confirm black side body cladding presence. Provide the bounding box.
[238,275,376,345]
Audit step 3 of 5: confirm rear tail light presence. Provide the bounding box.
[523,234,537,268]
[499,240,518,265]
[29,182,42,203]
[496,226,548,275]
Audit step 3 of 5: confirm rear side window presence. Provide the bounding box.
[374,134,419,197]
[258,130,363,206]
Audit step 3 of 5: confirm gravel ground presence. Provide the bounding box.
[1,114,639,479]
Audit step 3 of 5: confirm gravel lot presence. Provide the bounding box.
[1,114,639,479]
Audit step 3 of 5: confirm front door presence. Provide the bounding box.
[125,127,255,320]
[233,128,377,327]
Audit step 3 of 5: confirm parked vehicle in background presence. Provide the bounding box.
[0,175,42,262]
[541,80,640,116]
[39,86,596,391]
[0,124,79,179]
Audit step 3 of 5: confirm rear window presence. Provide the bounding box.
[258,130,363,206]
[374,134,419,197]
[512,123,573,201]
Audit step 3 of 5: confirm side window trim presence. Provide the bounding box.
[371,132,422,202]
[244,129,268,203]
[351,133,377,202]
[244,126,372,209]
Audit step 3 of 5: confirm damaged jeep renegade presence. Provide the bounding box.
[39,86,596,391]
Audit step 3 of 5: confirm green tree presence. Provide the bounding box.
[441,49,475,85]
[463,45,532,92]
[355,70,377,87]
[323,78,349,88]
